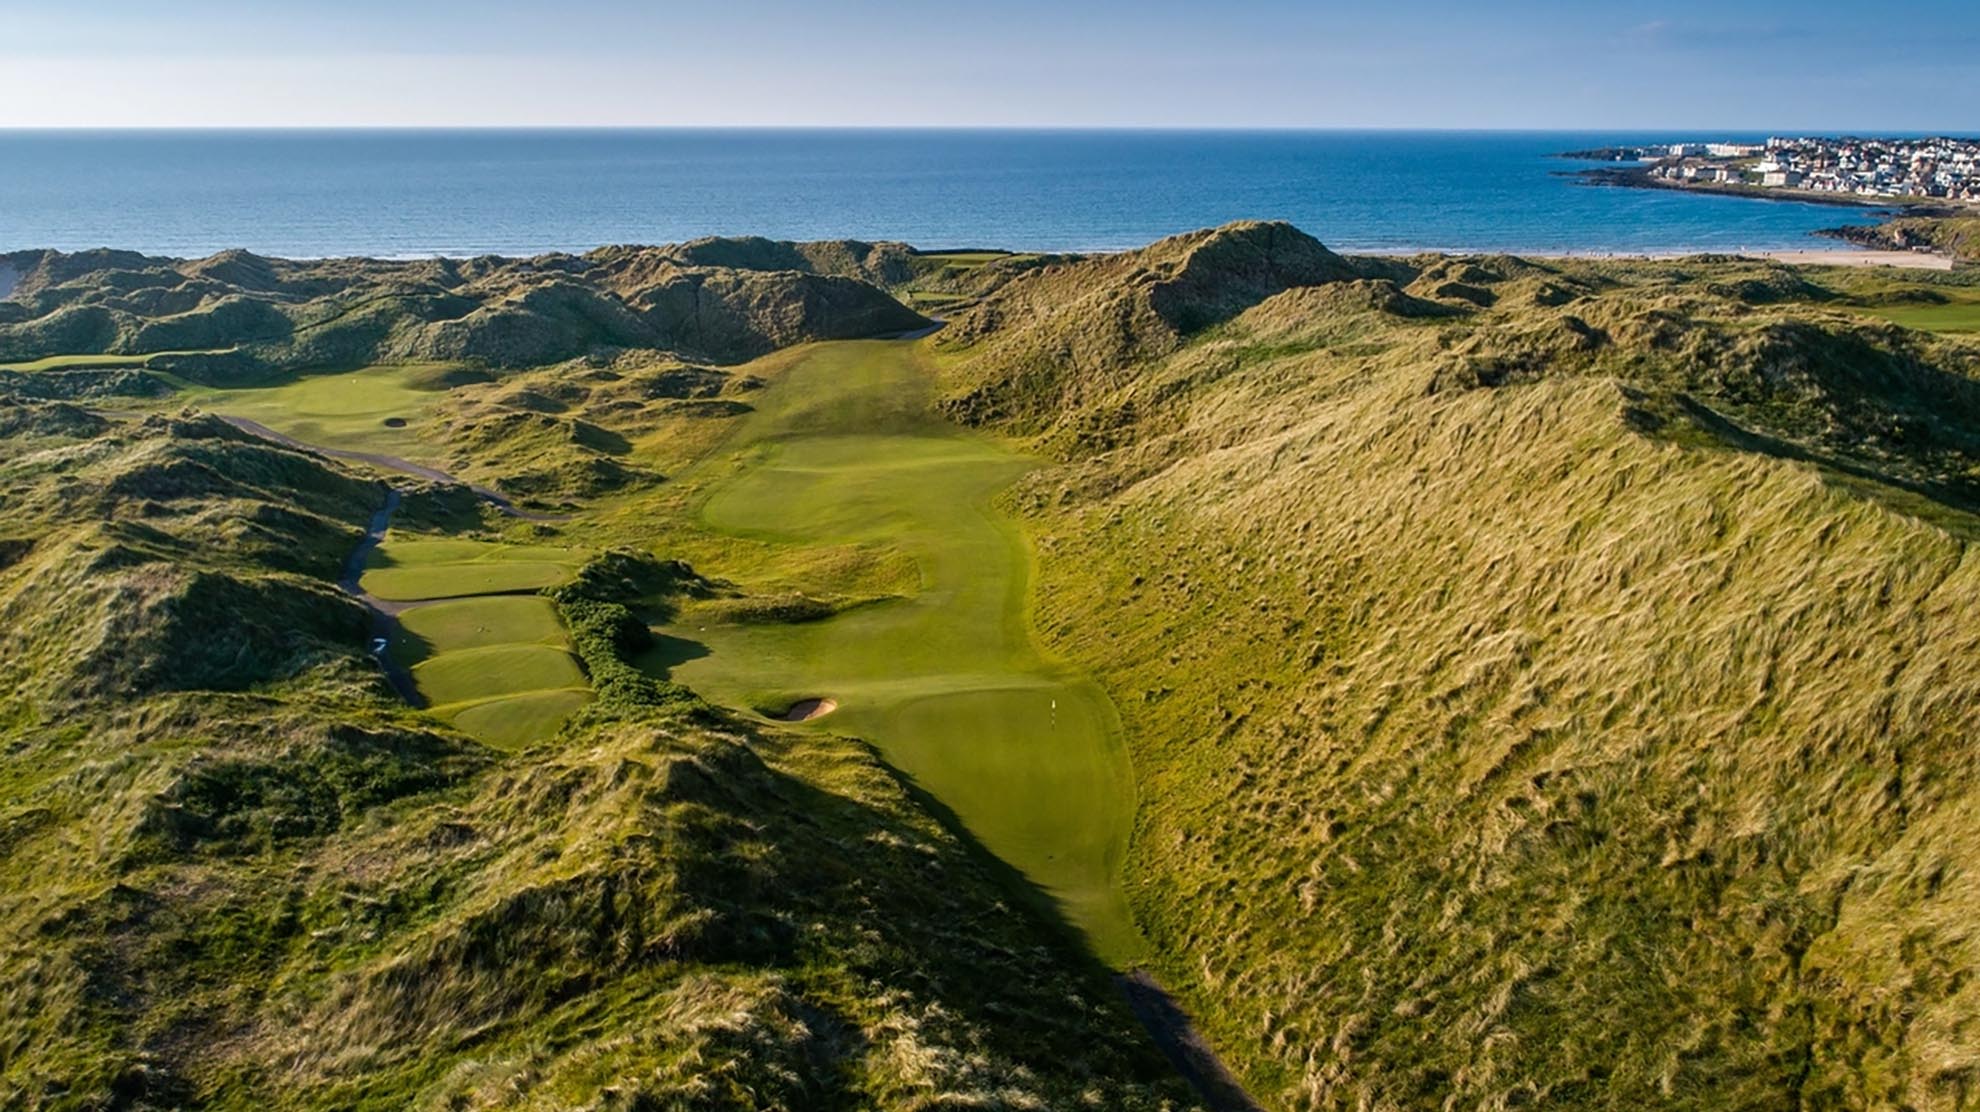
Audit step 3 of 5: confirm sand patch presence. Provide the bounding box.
[782,697,838,722]
[1521,247,1955,271]
[1748,248,1955,270]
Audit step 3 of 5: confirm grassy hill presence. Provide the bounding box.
[937,223,1980,1108]
[0,238,930,377]
[9,225,1980,1109]
[0,392,1191,1108]
[1827,214,1980,265]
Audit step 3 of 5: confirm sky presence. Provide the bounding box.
[1,0,1974,130]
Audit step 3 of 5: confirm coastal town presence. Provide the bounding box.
[1567,136,1980,203]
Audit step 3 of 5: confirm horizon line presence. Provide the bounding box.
[1,123,1975,135]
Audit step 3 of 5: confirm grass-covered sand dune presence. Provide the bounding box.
[935,221,1980,1109]
[0,380,1191,1109]
[5,227,1980,1109]
[0,237,933,379]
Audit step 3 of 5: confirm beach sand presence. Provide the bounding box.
[1525,248,1954,270]
[1744,249,1953,270]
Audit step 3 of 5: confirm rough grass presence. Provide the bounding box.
[18,226,1980,1108]
[940,226,1980,1109]
[0,241,928,372]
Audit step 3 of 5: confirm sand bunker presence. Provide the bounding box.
[782,697,838,722]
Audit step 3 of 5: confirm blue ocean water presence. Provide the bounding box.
[0,129,1888,258]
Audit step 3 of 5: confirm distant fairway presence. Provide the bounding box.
[0,349,227,372]
[649,341,1143,963]
[361,537,583,602]
[1856,293,1980,333]
[187,363,469,459]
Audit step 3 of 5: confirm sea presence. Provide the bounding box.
[0,129,1891,259]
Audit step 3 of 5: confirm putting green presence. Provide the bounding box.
[187,363,468,458]
[362,562,573,601]
[447,689,594,750]
[392,595,568,664]
[372,539,581,567]
[414,643,588,707]
[362,536,584,602]
[651,340,1144,964]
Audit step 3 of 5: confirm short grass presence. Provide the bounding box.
[641,341,1144,964]
[445,688,593,749]
[0,349,226,372]
[1854,291,1980,333]
[413,643,588,708]
[362,536,584,602]
[1803,265,1980,334]
[367,535,591,744]
[391,595,567,665]
[185,363,469,459]
[916,251,1015,267]
[363,562,572,601]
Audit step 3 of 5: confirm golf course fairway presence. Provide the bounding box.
[652,340,1145,965]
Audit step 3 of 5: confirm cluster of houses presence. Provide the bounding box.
[1642,136,1980,202]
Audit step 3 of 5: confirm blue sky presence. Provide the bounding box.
[1,0,1974,128]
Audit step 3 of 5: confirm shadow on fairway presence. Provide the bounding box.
[637,632,712,675]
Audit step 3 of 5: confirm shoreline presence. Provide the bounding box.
[1353,246,1954,269]
[3,239,1957,277]
[1564,165,1928,211]
[1497,247,1953,270]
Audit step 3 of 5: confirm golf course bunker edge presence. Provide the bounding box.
[781,697,838,722]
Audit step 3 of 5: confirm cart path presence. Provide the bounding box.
[218,414,570,522]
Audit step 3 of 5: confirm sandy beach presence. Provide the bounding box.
[1528,247,1954,270]
[1738,248,1952,270]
